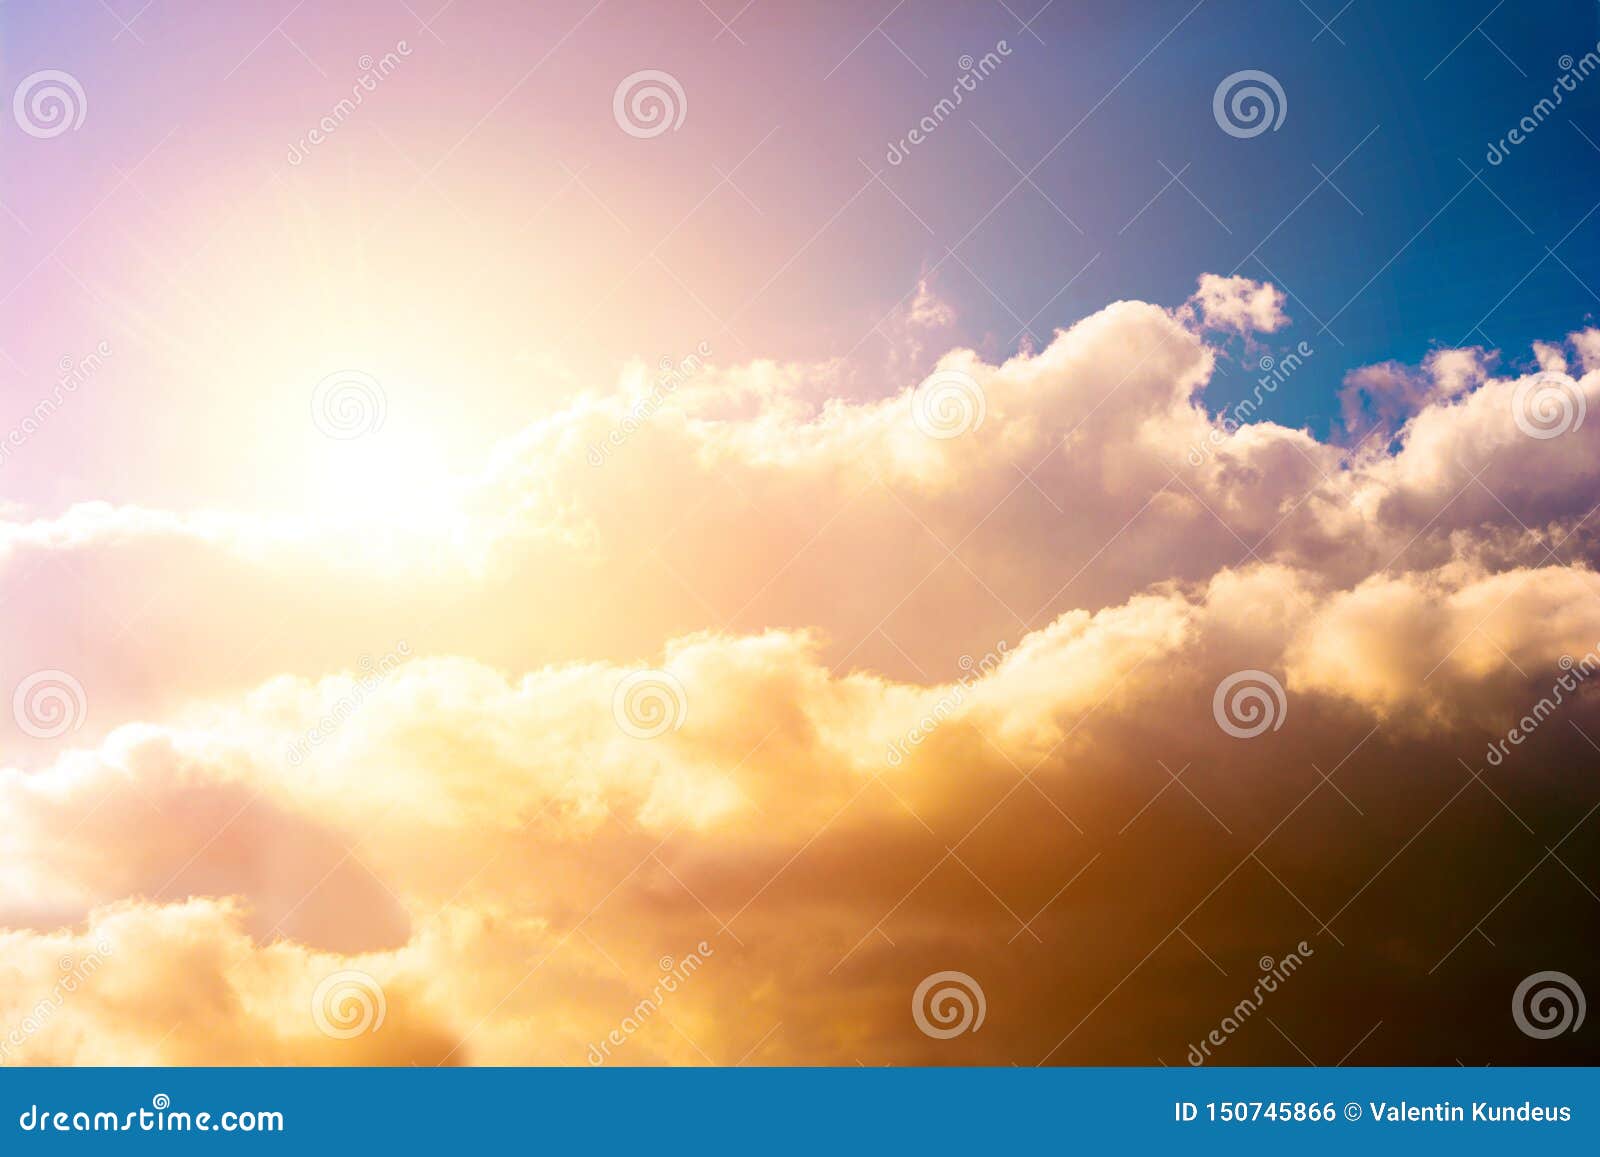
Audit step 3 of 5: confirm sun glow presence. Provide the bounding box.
[304,428,464,538]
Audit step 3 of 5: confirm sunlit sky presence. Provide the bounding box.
[1,0,1598,1066]
[5,0,1598,514]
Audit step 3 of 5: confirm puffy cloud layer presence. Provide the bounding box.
[3,276,1599,1065]
[4,555,1599,1063]
[4,280,1599,729]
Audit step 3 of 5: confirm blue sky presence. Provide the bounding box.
[778,0,1600,434]
[6,0,1598,463]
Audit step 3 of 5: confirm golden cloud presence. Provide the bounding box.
[3,278,1599,1064]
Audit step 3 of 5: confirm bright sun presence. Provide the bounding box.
[305,430,462,537]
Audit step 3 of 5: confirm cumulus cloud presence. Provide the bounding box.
[3,551,1598,1062]
[1338,348,1490,435]
[4,276,1599,1065]
[1186,273,1289,335]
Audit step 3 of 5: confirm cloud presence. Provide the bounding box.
[1338,348,1490,434]
[4,276,1600,1064]
[1186,273,1289,335]
[2,554,1597,1062]
[906,277,956,331]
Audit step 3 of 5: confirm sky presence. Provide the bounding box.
[0,0,1598,1065]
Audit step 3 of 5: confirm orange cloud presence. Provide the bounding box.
[4,280,1599,1065]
